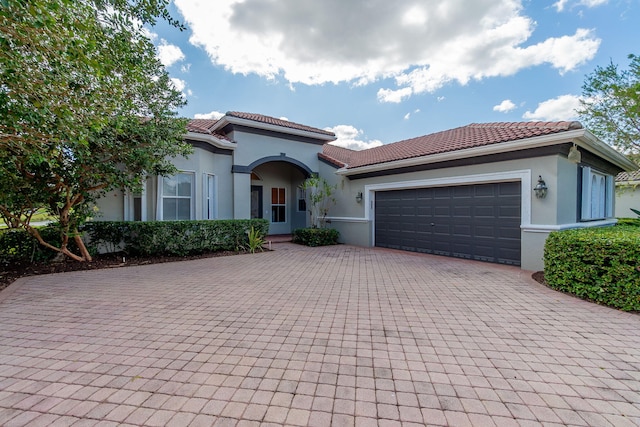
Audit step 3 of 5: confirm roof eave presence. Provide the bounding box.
[185,131,237,150]
[212,116,337,142]
[574,130,637,171]
[336,129,636,176]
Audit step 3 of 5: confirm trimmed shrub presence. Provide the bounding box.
[0,226,90,266]
[617,217,640,227]
[292,228,340,247]
[84,219,269,256]
[1,219,270,265]
[543,225,640,311]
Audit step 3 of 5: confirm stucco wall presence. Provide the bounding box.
[231,130,322,173]
[323,154,582,271]
[252,162,307,234]
[164,148,234,220]
[95,189,125,221]
[615,185,640,218]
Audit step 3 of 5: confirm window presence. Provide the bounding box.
[581,166,613,220]
[204,174,216,220]
[297,187,306,212]
[271,187,286,223]
[161,172,194,220]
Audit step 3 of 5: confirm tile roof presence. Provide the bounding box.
[226,111,336,137]
[616,169,640,182]
[319,144,357,168]
[186,119,236,142]
[322,121,584,169]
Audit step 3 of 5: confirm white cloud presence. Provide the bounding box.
[404,109,421,120]
[522,94,582,121]
[170,77,186,92]
[157,40,185,67]
[325,125,383,151]
[377,87,412,103]
[194,110,225,120]
[175,0,600,102]
[553,0,608,12]
[493,99,517,113]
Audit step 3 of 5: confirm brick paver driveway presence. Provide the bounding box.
[0,243,639,426]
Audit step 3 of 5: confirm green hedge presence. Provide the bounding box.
[1,219,269,264]
[292,228,340,247]
[543,225,640,311]
[85,219,269,256]
[0,226,87,266]
[617,217,640,227]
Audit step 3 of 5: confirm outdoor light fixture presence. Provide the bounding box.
[568,144,582,163]
[355,192,363,203]
[533,175,548,199]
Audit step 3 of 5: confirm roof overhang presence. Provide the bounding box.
[185,131,237,150]
[212,116,337,142]
[336,128,637,176]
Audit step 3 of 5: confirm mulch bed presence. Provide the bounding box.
[531,270,546,285]
[0,251,242,292]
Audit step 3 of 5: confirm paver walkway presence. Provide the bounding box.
[0,243,638,426]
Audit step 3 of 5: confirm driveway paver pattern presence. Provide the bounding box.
[0,243,639,426]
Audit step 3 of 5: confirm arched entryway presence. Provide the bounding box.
[248,158,313,235]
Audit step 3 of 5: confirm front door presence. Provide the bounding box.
[251,186,263,219]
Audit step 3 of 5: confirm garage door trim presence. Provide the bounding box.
[364,170,532,247]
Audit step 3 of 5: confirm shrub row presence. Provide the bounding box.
[0,226,72,265]
[543,225,640,311]
[1,219,270,265]
[85,219,269,256]
[292,227,340,247]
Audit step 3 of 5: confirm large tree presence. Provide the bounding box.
[0,0,191,261]
[579,54,640,163]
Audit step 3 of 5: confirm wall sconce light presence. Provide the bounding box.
[355,192,363,203]
[533,175,548,199]
[568,144,581,163]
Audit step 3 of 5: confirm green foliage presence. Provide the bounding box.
[578,54,640,162]
[292,228,340,247]
[84,219,269,256]
[617,217,640,227]
[0,0,191,261]
[300,177,336,228]
[543,226,640,311]
[1,219,270,265]
[246,226,265,254]
[0,226,92,265]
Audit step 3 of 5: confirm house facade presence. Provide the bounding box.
[615,170,640,218]
[96,112,636,271]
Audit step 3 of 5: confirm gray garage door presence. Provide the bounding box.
[375,182,521,265]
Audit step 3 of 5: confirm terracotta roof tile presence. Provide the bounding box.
[617,169,640,182]
[327,121,583,169]
[320,144,357,167]
[186,119,233,141]
[226,111,335,137]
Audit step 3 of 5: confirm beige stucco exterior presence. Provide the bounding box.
[615,185,640,218]
[93,116,635,272]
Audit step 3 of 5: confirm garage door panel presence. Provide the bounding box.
[375,181,521,266]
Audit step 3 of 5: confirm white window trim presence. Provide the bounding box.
[156,171,195,221]
[271,186,287,224]
[123,179,147,221]
[203,173,217,220]
[580,166,614,221]
[297,187,307,212]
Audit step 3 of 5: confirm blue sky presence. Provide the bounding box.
[150,0,639,150]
